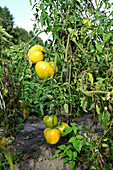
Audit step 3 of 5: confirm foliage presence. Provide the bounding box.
[0,145,14,170]
[0,0,113,169]
[29,0,113,168]
[52,123,85,169]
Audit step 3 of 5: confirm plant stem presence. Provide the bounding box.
[80,88,111,95]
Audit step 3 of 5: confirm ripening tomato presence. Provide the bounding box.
[44,128,61,144]
[56,122,69,136]
[28,50,44,64]
[28,45,45,54]
[0,136,7,147]
[43,115,58,128]
[35,61,53,79]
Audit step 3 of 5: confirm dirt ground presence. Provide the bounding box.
[9,114,102,170]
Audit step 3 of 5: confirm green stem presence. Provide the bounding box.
[71,37,87,57]
[0,145,14,170]
[50,50,58,88]
[68,62,72,113]
[80,88,112,95]
[65,33,70,62]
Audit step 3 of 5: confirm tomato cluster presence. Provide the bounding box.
[43,115,69,145]
[28,45,58,79]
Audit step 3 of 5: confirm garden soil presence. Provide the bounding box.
[9,114,102,170]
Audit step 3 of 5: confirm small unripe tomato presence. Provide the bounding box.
[43,115,58,128]
[0,136,7,147]
[56,122,69,136]
[44,128,61,145]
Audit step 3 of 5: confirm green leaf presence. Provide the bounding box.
[80,97,88,112]
[73,140,80,153]
[97,27,103,34]
[103,33,112,44]
[69,137,76,143]
[76,135,84,140]
[69,160,75,169]
[72,151,77,159]
[64,103,69,113]
[81,27,83,35]
[64,145,72,153]
[70,123,76,127]
[66,150,73,158]
[62,127,72,136]
[51,154,59,160]
[94,41,102,53]
[72,126,78,135]
[102,143,109,148]
[58,145,66,150]
[102,111,110,129]
[63,157,69,163]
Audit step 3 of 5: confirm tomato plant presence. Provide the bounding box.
[30,0,113,168]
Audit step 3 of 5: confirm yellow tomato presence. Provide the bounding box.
[49,62,58,74]
[56,122,69,136]
[0,136,7,147]
[28,51,44,64]
[44,128,61,145]
[28,45,45,54]
[43,115,58,128]
[35,61,53,79]
[83,19,91,26]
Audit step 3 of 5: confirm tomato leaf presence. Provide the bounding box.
[58,145,66,150]
[69,137,76,143]
[102,143,109,148]
[103,33,112,44]
[69,160,75,169]
[63,157,69,163]
[73,140,80,153]
[64,103,69,113]
[94,41,102,53]
[66,149,73,158]
[72,127,78,135]
[76,135,84,140]
[72,151,77,159]
[62,127,72,136]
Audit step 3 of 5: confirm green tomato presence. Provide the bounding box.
[43,115,58,128]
